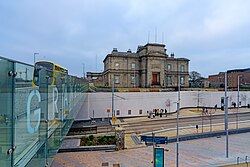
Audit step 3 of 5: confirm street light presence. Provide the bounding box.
[34,53,39,64]
[224,72,229,158]
[176,75,180,167]
[237,75,242,129]
[82,63,85,78]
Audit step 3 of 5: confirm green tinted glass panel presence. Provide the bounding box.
[0,58,14,167]
[0,57,86,167]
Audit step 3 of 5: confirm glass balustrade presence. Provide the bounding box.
[0,56,86,167]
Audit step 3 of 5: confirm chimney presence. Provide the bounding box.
[170,52,174,58]
[112,48,118,53]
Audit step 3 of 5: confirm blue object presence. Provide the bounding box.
[140,135,168,144]
[154,147,164,167]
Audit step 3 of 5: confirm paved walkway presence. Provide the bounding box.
[121,108,250,124]
[52,132,250,167]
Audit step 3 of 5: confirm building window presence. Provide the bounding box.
[167,76,172,85]
[131,76,135,83]
[131,63,135,69]
[139,109,142,114]
[116,110,120,115]
[180,76,185,85]
[167,64,171,71]
[180,65,185,72]
[128,110,131,115]
[114,75,120,84]
[115,62,120,69]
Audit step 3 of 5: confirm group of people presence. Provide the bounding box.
[147,109,168,118]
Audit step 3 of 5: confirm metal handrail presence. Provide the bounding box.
[0,55,33,67]
[140,119,250,136]
[237,156,249,166]
[237,156,245,164]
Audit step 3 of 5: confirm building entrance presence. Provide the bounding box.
[152,72,160,85]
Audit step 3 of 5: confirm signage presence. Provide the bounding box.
[154,147,164,167]
[107,108,110,113]
[112,117,117,122]
[140,135,168,144]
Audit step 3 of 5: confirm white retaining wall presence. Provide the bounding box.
[75,91,250,120]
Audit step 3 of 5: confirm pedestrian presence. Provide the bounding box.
[233,102,236,108]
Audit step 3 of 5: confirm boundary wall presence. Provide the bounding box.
[76,91,250,120]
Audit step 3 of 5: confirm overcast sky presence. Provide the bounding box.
[1,0,250,77]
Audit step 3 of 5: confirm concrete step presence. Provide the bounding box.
[130,135,142,145]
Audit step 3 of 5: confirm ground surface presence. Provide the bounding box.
[51,132,250,167]
[51,108,250,167]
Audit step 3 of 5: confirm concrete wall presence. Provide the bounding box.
[75,91,250,120]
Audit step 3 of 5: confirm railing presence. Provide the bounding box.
[0,56,87,167]
[237,156,249,166]
[140,120,250,136]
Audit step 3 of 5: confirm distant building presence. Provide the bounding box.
[200,78,210,88]
[189,77,210,88]
[87,43,190,88]
[208,68,250,89]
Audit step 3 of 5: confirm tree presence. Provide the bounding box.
[165,99,171,116]
[241,93,247,106]
[189,71,202,88]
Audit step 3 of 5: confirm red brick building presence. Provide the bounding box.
[208,68,250,89]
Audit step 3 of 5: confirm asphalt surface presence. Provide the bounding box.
[121,112,250,134]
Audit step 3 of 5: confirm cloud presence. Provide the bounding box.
[1,0,250,76]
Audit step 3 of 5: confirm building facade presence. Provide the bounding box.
[208,68,250,89]
[88,43,190,88]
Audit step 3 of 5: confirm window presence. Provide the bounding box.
[167,76,172,85]
[131,76,135,83]
[180,76,185,85]
[114,75,120,84]
[139,109,142,114]
[116,110,120,115]
[131,63,135,69]
[180,65,185,72]
[115,62,120,69]
[167,64,171,71]
[128,110,131,115]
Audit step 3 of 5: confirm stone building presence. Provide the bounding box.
[87,43,190,88]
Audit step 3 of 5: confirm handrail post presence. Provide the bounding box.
[237,157,240,165]
[246,156,248,167]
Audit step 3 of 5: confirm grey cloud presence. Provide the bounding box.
[1,0,250,76]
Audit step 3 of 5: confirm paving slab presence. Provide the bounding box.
[52,132,250,167]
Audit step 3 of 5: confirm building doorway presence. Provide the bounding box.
[152,72,160,85]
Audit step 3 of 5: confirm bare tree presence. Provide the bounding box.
[165,99,171,117]
[202,107,216,132]
[193,91,204,111]
[229,95,233,107]
[241,93,247,106]
[189,71,202,88]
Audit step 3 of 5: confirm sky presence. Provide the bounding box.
[1,0,250,77]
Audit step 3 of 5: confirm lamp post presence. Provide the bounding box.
[176,75,180,167]
[82,63,85,78]
[224,72,229,158]
[34,53,39,64]
[237,75,242,129]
